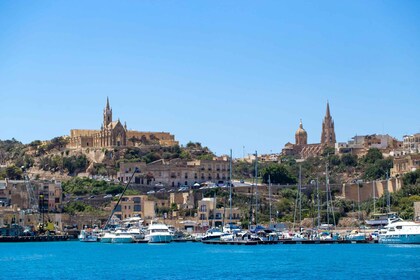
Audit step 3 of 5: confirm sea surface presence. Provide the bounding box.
[0,241,419,280]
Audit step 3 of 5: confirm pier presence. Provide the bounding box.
[0,235,70,242]
[202,239,378,245]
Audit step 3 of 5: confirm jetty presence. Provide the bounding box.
[202,239,378,245]
[0,235,70,242]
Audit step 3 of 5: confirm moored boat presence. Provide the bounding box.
[144,223,172,243]
[379,217,420,244]
[78,229,98,242]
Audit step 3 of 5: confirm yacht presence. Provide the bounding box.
[144,223,172,243]
[201,227,225,241]
[379,217,420,244]
[100,231,114,243]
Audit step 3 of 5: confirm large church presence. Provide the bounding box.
[67,98,178,149]
[282,102,336,159]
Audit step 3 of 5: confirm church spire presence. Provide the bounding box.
[326,100,331,118]
[106,96,110,110]
[103,97,112,127]
[321,101,336,145]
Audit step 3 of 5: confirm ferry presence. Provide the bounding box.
[379,217,420,244]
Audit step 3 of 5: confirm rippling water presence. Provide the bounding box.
[0,242,419,279]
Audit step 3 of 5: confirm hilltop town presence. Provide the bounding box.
[0,98,419,234]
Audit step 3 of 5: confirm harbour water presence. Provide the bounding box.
[0,242,419,279]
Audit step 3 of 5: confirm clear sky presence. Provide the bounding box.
[0,1,419,157]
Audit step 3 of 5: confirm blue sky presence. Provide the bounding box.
[0,1,419,157]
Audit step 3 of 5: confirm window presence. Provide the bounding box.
[200,205,207,212]
[134,205,141,211]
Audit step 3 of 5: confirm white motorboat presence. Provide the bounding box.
[379,217,420,244]
[112,230,135,243]
[144,223,172,243]
[100,231,114,243]
[201,227,225,241]
[345,230,366,241]
[78,229,98,242]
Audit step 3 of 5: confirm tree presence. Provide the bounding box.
[341,154,358,167]
[3,165,23,180]
[362,148,383,164]
[260,163,297,185]
[402,169,420,186]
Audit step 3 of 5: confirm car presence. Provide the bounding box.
[155,183,164,187]
[75,197,83,201]
[89,195,95,199]
[157,188,166,193]
[147,190,155,195]
[103,194,113,199]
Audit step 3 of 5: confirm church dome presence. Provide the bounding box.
[295,120,308,145]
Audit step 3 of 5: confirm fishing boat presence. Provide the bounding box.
[144,223,172,243]
[378,217,420,244]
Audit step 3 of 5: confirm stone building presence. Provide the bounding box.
[117,158,231,188]
[403,133,420,154]
[67,97,178,149]
[282,102,336,159]
[391,154,420,177]
[337,134,402,157]
[0,179,62,212]
[197,197,241,227]
[111,195,156,220]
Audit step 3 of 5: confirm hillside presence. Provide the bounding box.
[0,138,215,181]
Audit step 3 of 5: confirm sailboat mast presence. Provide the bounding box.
[229,149,233,226]
[269,174,272,224]
[373,180,376,214]
[325,163,330,226]
[299,165,302,226]
[103,167,139,229]
[316,177,320,229]
[254,151,258,226]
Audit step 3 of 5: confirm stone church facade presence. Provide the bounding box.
[282,102,336,159]
[67,98,178,149]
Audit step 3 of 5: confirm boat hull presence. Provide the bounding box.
[112,236,134,243]
[146,235,172,243]
[379,234,420,244]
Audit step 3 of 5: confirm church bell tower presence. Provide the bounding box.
[321,101,336,145]
[103,97,113,128]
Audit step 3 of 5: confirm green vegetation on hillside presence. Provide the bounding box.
[62,177,124,196]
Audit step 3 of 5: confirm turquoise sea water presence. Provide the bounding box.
[0,242,419,280]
